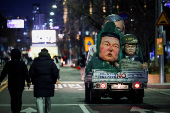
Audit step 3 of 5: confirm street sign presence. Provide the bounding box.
[157,38,163,55]
[119,12,129,23]
[156,11,170,26]
[85,37,94,51]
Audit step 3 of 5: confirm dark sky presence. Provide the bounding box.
[0,0,59,20]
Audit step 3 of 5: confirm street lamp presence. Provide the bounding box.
[52,5,57,8]
[50,12,55,15]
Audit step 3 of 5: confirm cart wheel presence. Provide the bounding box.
[90,90,101,104]
[135,97,143,104]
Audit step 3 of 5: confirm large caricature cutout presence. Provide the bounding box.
[121,34,147,69]
[85,22,123,74]
[99,36,120,62]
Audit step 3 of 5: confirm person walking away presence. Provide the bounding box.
[29,48,58,113]
[79,55,86,80]
[53,56,61,80]
[0,49,31,113]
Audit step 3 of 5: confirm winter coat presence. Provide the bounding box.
[29,51,58,97]
[0,49,31,91]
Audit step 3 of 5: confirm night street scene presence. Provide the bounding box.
[0,0,170,113]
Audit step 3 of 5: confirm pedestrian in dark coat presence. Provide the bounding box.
[79,55,86,80]
[0,49,31,113]
[29,48,58,113]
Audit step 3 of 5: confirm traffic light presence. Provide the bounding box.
[157,38,163,55]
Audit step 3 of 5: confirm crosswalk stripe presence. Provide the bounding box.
[68,84,77,88]
[57,81,84,84]
[63,84,68,87]
[55,84,63,88]
[76,84,83,88]
[78,89,85,90]
[24,83,85,91]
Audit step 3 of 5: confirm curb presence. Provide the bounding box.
[147,83,170,89]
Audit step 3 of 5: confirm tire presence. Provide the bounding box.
[85,83,90,101]
[113,97,120,101]
[90,90,101,104]
[128,96,143,104]
[136,97,143,104]
[128,89,144,104]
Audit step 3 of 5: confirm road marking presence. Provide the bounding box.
[55,84,63,88]
[57,81,84,84]
[0,79,8,92]
[76,84,83,88]
[78,89,85,90]
[0,84,8,92]
[130,106,150,113]
[21,107,37,113]
[68,84,77,88]
[0,103,170,106]
[0,79,8,85]
[24,83,85,91]
[79,105,90,113]
[131,106,168,113]
[148,88,170,96]
[63,84,68,87]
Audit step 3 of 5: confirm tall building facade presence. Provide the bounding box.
[32,4,47,30]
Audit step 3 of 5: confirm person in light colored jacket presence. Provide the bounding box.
[53,56,61,80]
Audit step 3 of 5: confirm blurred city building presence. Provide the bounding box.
[32,4,47,30]
[30,4,58,59]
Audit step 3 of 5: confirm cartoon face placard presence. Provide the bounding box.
[99,36,120,62]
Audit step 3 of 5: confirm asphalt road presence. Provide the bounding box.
[0,66,170,113]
